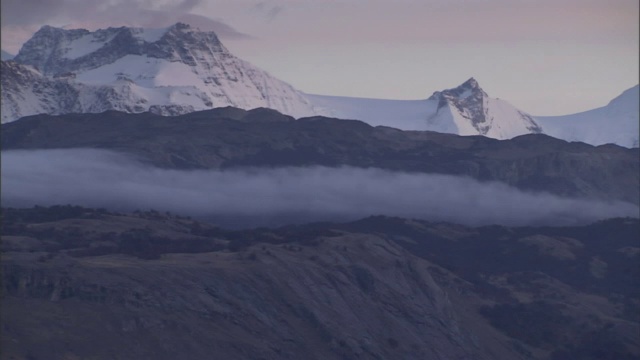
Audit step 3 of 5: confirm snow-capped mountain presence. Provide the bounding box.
[1,61,80,121]
[1,23,322,123]
[309,80,639,147]
[2,23,636,147]
[309,78,542,139]
[535,85,639,148]
[426,78,542,138]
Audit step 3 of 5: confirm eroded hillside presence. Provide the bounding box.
[2,206,638,360]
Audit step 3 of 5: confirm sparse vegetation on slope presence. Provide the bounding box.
[2,206,638,359]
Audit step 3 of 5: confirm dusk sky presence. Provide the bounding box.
[1,0,638,115]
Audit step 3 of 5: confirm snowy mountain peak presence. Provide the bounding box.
[309,77,543,140]
[3,24,324,122]
[428,77,487,103]
[424,78,542,138]
[461,77,479,88]
[453,77,483,93]
[148,23,230,63]
[4,24,634,147]
[13,23,231,76]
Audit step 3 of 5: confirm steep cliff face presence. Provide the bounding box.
[2,23,322,123]
[0,60,162,121]
[0,61,80,120]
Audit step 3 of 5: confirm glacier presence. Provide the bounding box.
[535,85,639,148]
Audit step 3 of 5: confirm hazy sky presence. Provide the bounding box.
[1,0,638,115]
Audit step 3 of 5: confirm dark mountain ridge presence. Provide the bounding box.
[2,206,639,360]
[2,108,638,205]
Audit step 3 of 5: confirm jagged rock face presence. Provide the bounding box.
[0,61,157,122]
[428,78,542,138]
[0,61,81,120]
[13,23,227,76]
[2,23,322,123]
[14,26,108,75]
[430,78,491,133]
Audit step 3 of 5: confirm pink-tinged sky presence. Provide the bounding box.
[1,0,638,115]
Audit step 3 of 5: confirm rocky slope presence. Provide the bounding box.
[2,108,638,205]
[1,23,321,123]
[2,206,638,360]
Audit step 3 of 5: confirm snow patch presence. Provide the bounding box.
[63,34,110,59]
[131,27,168,43]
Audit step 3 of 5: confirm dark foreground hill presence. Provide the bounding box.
[2,206,639,360]
[1,108,638,204]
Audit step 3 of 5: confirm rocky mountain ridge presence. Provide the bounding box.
[1,23,322,122]
[13,23,228,75]
[2,206,638,360]
[2,108,638,205]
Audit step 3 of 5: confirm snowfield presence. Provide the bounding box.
[535,85,639,148]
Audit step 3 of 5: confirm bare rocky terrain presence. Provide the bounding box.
[2,206,639,360]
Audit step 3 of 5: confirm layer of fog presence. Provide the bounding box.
[2,149,638,228]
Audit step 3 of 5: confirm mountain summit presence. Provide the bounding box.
[426,77,542,138]
[309,78,543,140]
[1,23,322,122]
[429,77,486,101]
[13,23,232,76]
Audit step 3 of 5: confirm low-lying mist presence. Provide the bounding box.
[2,149,638,228]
